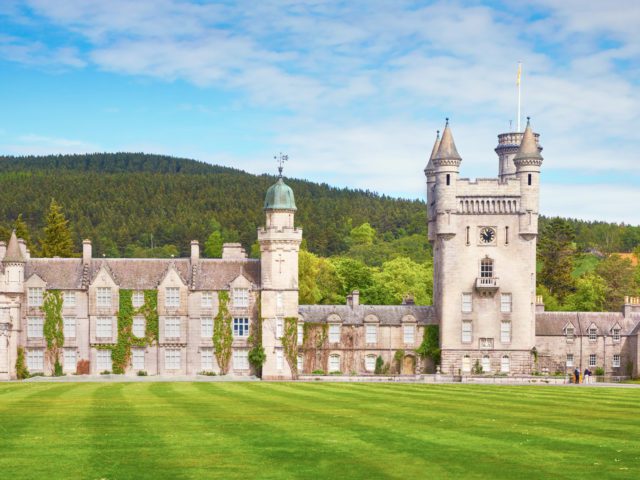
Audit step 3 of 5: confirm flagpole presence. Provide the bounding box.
[516,61,522,132]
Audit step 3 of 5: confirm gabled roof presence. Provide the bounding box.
[536,311,639,336]
[298,304,435,326]
[25,259,83,289]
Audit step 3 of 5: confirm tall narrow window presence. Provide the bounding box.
[96,317,112,339]
[589,354,596,367]
[133,316,146,338]
[365,324,377,344]
[612,328,621,342]
[500,321,511,343]
[297,354,304,373]
[528,174,532,186]
[480,258,493,278]
[132,348,146,371]
[461,320,472,343]
[505,226,509,245]
[165,287,180,308]
[276,318,283,339]
[329,324,341,343]
[200,317,213,338]
[63,349,77,373]
[297,323,303,345]
[566,353,574,367]
[462,355,471,373]
[201,291,213,308]
[461,293,473,313]
[27,317,44,339]
[566,326,575,342]
[466,226,470,245]
[96,288,112,308]
[329,354,341,372]
[276,349,284,371]
[97,350,112,372]
[613,354,621,368]
[501,355,510,373]
[588,327,597,342]
[28,288,44,307]
[165,348,181,370]
[403,325,415,344]
[481,355,491,373]
[164,317,181,339]
[63,317,76,339]
[132,291,145,308]
[446,174,450,186]
[500,294,512,313]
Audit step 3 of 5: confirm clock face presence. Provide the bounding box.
[480,227,496,244]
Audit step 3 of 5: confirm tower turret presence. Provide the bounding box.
[513,118,543,237]
[433,119,461,238]
[1,231,25,293]
[258,161,302,379]
[425,130,440,242]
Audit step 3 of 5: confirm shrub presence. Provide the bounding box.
[472,359,483,375]
[374,355,384,374]
[198,371,217,376]
[137,370,148,376]
[329,371,343,376]
[595,367,605,376]
[311,369,325,375]
[53,360,64,377]
[15,347,30,380]
[100,370,111,375]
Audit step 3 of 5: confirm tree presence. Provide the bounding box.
[204,217,223,258]
[298,250,342,305]
[330,257,373,301]
[563,273,607,312]
[366,257,433,305]
[347,222,376,247]
[538,218,576,301]
[595,254,639,311]
[40,199,75,257]
[14,214,36,254]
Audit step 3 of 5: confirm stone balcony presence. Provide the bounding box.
[475,277,499,292]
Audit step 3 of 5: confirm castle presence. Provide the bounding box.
[1,120,639,380]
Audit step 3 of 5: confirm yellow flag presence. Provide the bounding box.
[516,63,522,85]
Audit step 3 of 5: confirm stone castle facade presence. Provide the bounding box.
[1,120,639,380]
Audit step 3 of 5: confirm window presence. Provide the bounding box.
[297,354,304,373]
[365,324,377,344]
[466,226,470,245]
[63,291,76,307]
[446,174,450,186]
[329,324,340,343]
[276,318,283,339]
[589,354,596,367]
[27,349,44,371]
[613,354,621,368]
[566,326,575,342]
[63,349,76,373]
[297,323,303,345]
[500,294,512,313]
[164,317,181,339]
[96,317,112,339]
[461,355,471,373]
[201,291,214,308]
[403,325,415,344]
[233,349,249,370]
[97,350,112,372]
[461,321,472,343]
[481,355,491,373]
[133,316,146,338]
[233,317,250,337]
[27,317,43,339]
[132,348,145,371]
[132,291,145,308]
[165,348,181,370]
[276,292,284,313]
[63,317,76,338]
[28,288,44,307]
[461,293,473,313]
[201,317,213,338]
[480,258,493,278]
[276,349,284,371]
[500,321,511,344]
[365,355,376,372]
[612,328,621,342]
[505,226,509,245]
[200,348,213,371]
[96,287,112,308]
[566,354,574,367]
[233,289,249,308]
[528,173,532,186]
[165,287,180,308]
[588,327,597,341]
[501,355,510,373]
[329,354,340,372]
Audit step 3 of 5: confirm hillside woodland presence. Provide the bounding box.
[1,153,639,311]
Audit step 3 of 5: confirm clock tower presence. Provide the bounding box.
[428,119,543,375]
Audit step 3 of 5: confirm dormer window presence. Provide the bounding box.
[28,288,44,307]
[165,287,180,308]
[480,258,493,278]
[565,325,575,342]
[588,327,597,342]
[612,327,621,343]
[233,288,249,308]
[96,288,112,308]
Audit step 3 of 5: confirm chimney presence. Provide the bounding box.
[191,240,200,262]
[18,239,29,259]
[82,239,92,264]
[402,294,415,305]
[0,241,6,260]
[623,296,640,318]
[536,295,545,313]
[221,243,247,260]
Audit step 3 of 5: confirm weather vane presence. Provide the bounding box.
[274,152,288,177]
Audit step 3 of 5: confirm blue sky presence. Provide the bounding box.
[0,0,639,224]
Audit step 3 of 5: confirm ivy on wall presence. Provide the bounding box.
[281,317,299,378]
[15,346,29,379]
[302,322,328,373]
[248,294,266,376]
[416,325,440,372]
[42,289,64,375]
[213,290,233,374]
[97,289,158,374]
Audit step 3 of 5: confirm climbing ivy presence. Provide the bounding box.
[42,289,64,375]
[281,317,299,378]
[302,322,329,373]
[416,325,440,371]
[15,346,29,379]
[97,289,158,374]
[213,291,233,374]
[248,294,266,376]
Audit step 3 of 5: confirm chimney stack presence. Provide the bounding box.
[82,239,92,264]
[347,290,360,307]
[18,239,30,259]
[536,295,545,313]
[191,240,200,262]
[623,296,640,317]
[0,241,6,260]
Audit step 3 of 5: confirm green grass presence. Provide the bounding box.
[1,383,639,479]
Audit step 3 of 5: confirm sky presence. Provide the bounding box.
[0,0,639,225]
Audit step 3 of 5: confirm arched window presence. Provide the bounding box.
[329,354,341,373]
[462,355,471,373]
[482,355,491,373]
[501,355,510,373]
[297,354,304,373]
[480,258,494,278]
[365,354,376,372]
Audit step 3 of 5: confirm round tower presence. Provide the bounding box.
[513,118,543,237]
[2,231,25,293]
[496,130,540,181]
[433,119,462,238]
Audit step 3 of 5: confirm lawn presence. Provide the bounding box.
[1,382,639,479]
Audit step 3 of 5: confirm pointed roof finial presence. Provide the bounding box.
[434,118,462,162]
[425,130,441,175]
[274,152,288,178]
[3,230,25,263]
[513,117,543,164]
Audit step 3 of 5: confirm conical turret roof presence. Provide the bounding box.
[433,119,462,162]
[513,118,543,163]
[424,130,440,174]
[3,230,25,263]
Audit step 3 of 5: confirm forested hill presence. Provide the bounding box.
[0,153,425,257]
[0,153,638,258]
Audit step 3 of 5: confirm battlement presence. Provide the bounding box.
[456,177,521,196]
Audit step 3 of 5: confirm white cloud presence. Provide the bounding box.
[4,134,100,155]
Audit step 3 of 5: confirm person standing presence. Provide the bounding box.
[574,368,580,384]
[583,368,590,385]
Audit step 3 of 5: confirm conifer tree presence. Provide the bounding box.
[538,218,576,301]
[40,199,75,257]
[14,213,35,254]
